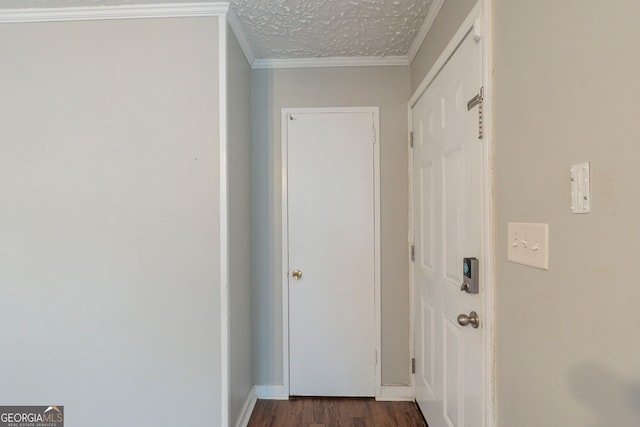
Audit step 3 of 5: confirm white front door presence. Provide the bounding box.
[285,108,379,397]
[412,29,485,426]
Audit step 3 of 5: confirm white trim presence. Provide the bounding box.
[227,8,255,68]
[407,105,416,399]
[219,15,230,427]
[254,385,290,400]
[0,2,229,23]
[481,0,496,425]
[280,111,291,398]
[408,2,495,426]
[253,56,409,69]
[281,107,382,398]
[372,108,382,400]
[409,3,480,107]
[235,386,258,427]
[406,0,446,63]
[375,386,414,402]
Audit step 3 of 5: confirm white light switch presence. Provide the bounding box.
[570,162,590,213]
[507,222,549,270]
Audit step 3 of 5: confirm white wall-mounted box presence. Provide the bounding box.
[570,162,591,214]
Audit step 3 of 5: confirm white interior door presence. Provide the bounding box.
[412,30,484,427]
[285,109,378,397]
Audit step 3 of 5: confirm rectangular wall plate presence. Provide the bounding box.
[507,222,549,270]
[570,162,590,213]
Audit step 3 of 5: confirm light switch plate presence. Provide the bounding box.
[507,222,549,270]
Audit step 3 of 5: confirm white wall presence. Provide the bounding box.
[0,17,223,426]
[227,22,254,426]
[493,0,640,425]
[252,66,411,386]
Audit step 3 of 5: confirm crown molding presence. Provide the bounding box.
[407,0,445,63]
[226,8,255,68]
[0,2,229,23]
[252,55,410,69]
[0,0,442,70]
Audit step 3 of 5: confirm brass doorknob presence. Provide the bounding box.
[457,311,480,329]
[292,269,303,280]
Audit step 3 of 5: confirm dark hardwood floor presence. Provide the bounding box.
[247,397,428,427]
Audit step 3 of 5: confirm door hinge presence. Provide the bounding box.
[467,87,484,139]
[410,244,415,262]
[372,127,377,144]
[409,131,414,148]
[411,358,416,374]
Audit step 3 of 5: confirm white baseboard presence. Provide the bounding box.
[252,384,411,402]
[235,386,258,427]
[254,385,290,400]
[376,385,414,401]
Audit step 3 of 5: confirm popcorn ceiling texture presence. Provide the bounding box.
[231,0,433,58]
[2,0,433,59]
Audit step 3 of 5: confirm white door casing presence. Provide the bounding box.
[411,12,488,427]
[282,107,381,397]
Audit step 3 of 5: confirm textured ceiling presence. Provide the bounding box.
[0,0,434,60]
[231,0,433,59]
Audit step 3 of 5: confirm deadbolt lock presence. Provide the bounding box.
[461,257,479,294]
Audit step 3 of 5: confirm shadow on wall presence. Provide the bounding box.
[568,363,640,426]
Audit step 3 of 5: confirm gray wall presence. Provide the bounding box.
[252,66,411,386]
[410,0,477,94]
[493,0,640,425]
[227,22,254,426]
[0,17,223,426]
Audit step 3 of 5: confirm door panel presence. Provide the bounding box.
[420,162,434,270]
[421,296,435,391]
[287,110,377,397]
[443,147,462,284]
[444,318,463,426]
[412,29,484,427]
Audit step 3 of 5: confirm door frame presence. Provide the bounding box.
[408,1,495,425]
[281,106,382,397]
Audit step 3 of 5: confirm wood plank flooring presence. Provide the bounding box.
[247,397,428,427]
